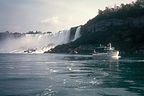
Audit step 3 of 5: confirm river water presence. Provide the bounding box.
[0,53,144,96]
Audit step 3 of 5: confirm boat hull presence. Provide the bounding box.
[92,51,120,60]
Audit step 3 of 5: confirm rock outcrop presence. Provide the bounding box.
[47,1,144,55]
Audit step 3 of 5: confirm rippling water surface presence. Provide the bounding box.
[0,54,144,96]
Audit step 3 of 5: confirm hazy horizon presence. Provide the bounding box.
[0,0,136,33]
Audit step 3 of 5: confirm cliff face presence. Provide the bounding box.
[81,16,144,35]
[47,17,144,54]
[47,1,144,55]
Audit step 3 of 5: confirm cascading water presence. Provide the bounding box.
[0,26,81,54]
[72,26,81,41]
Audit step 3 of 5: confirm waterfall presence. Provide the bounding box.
[0,30,71,53]
[0,26,82,54]
[72,26,81,41]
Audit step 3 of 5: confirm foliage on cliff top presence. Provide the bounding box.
[86,0,144,25]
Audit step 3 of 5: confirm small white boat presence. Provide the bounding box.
[92,43,120,60]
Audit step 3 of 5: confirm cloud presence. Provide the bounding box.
[0,0,136,33]
[39,16,74,32]
[41,16,60,25]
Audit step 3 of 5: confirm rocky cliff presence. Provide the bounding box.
[47,1,144,55]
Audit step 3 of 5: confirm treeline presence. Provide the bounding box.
[87,0,144,25]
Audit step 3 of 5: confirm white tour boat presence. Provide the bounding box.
[92,43,120,60]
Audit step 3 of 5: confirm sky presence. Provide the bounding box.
[0,0,136,33]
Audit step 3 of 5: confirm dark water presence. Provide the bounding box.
[0,54,144,96]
